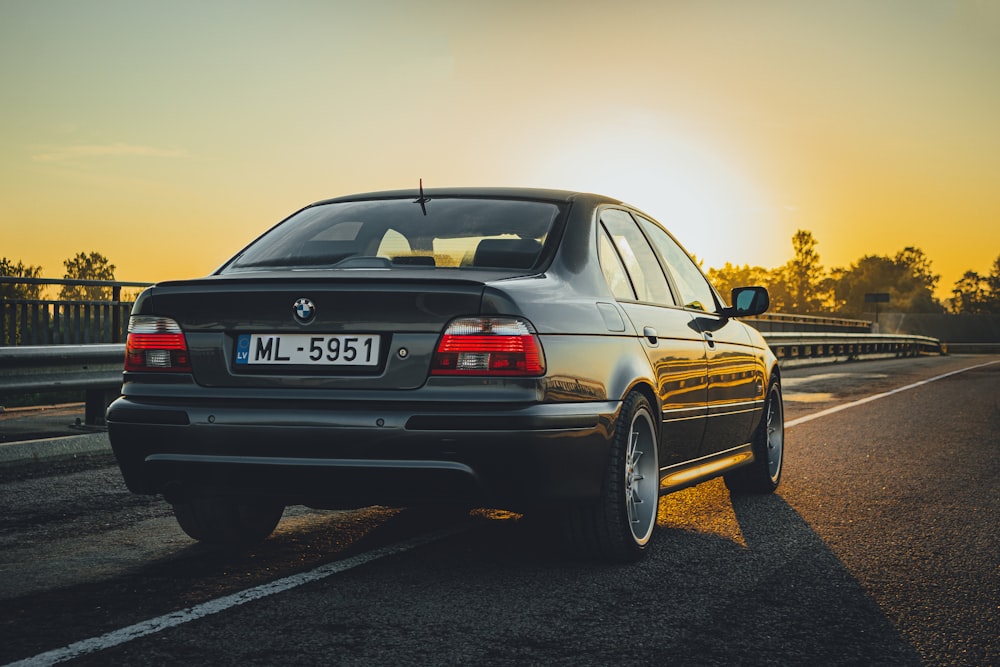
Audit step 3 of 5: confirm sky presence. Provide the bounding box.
[2,0,998,301]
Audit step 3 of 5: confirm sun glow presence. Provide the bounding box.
[526,110,777,270]
[659,478,748,548]
[2,3,996,292]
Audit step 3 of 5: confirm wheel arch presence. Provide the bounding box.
[604,338,662,412]
[622,380,659,421]
[764,362,781,392]
[755,360,782,433]
[614,379,661,462]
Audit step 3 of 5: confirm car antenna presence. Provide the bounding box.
[414,178,429,216]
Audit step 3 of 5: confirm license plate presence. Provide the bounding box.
[235,334,380,366]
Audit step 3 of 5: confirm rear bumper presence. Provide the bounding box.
[107,396,619,510]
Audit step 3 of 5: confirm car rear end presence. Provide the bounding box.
[107,190,621,511]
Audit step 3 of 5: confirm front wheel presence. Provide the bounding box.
[563,391,660,562]
[172,497,285,546]
[725,379,784,494]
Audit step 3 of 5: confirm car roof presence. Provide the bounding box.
[310,187,623,207]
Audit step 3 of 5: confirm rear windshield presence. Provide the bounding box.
[221,197,564,273]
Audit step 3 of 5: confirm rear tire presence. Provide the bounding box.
[725,379,784,494]
[173,497,285,546]
[563,391,659,562]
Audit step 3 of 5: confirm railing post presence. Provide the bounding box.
[85,388,114,426]
[19,302,27,346]
[0,295,6,345]
[112,285,123,343]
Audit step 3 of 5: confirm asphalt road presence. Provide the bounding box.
[1,355,997,666]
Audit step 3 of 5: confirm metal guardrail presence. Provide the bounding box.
[744,312,872,333]
[0,344,124,425]
[762,332,944,368]
[0,331,948,427]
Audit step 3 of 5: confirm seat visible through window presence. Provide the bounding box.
[472,238,542,269]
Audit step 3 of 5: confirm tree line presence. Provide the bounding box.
[1,252,117,301]
[704,230,999,316]
[3,240,999,315]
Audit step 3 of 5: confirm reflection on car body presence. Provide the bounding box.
[108,187,784,562]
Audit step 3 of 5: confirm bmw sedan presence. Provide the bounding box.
[107,187,783,562]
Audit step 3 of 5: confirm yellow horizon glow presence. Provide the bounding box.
[2,2,998,302]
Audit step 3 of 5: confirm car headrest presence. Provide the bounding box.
[472,238,543,269]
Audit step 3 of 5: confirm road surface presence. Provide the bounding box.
[1,355,997,666]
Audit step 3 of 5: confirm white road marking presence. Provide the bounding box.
[785,359,999,429]
[6,527,465,667]
[782,372,887,387]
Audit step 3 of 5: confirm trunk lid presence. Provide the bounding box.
[139,272,493,390]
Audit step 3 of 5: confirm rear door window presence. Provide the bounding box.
[598,229,636,300]
[635,214,719,312]
[599,209,674,306]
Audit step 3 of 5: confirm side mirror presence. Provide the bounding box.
[721,286,769,319]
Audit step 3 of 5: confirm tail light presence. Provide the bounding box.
[431,317,545,376]
[124,316,192,372]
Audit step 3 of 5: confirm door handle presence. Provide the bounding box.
[704,331,716,348]
[643,326,658,344]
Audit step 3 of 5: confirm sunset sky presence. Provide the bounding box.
[2,1,998,301]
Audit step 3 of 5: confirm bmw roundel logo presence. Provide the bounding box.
[293,298,316,323]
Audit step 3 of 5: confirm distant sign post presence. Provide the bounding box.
[865,292,890,325]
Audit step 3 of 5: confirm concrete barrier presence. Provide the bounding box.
[0,431,110,464]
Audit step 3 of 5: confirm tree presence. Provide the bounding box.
[895,247,938,292]
[0,257,44,299]
[831,248,945,315]
[59,252,116,301]
[951,271,990,314]
[987,255,1000,310]
[763,268,794,313]
[706,262,773,306]
[892,247,943,312]
[706,231,830,314]
[783,230,827,313]
[705,233,954,316]
[951,254,1000,314]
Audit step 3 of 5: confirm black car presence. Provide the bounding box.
[108,187,783,562]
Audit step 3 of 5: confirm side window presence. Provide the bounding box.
[598,230,636,300]
[636,215,718,312]
[600,209,674,305]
